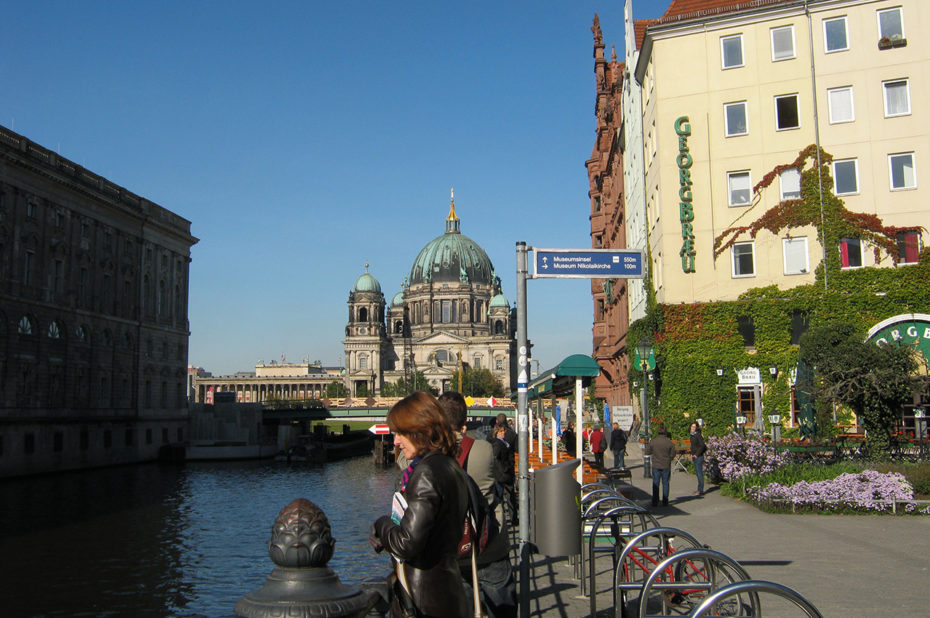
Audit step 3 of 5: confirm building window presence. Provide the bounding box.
[878,7,904,40]
[732,242,755,277]
[737,316,756,347]
[775,94,800,130]
[162,428,169,444]
[883,79,910,117]
[727,171,752,206]
[737,386,759,426]
[841,238,863,269]
[823,16,848,52]
[146,429,152,445]
[721,34,744,69]
[25,433,35,455]
[26,200,36,218]
[441,300,452,323]
[75,325,86,342]
[18,316,34,335]
[80,429,89,451]
[23,250,34,286]
[54,432,63,452]
[125,428,133,446]
[724,101,748,136]
[474,355,482,369]
[104,430,112,449]
[779,168,801,200]
[47,321,61,339]
[833,159,858,195]
[771,25,795,60]
[359,355,368,370]
[897,230,920,264]
[827,86,854,123]
[783,237,809,275]
[790,309,809,345]
[495,357,504,372]
[889,152,916,190]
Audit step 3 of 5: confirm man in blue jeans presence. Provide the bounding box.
[645,424,676,507]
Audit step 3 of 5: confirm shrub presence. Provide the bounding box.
[747,469,927,513]
[705,433,790,482]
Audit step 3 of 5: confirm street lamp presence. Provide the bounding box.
[769,364,778,377]
[716,366,725,377]
[637,336,652,437]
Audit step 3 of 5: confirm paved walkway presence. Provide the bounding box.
[521,444,930,617]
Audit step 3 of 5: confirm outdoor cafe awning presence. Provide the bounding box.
[527,353,600,399]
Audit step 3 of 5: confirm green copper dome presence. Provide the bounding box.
[391,290,405,306]
[353,266,381,293]
[490,293,510,308]
[408,198,495,286]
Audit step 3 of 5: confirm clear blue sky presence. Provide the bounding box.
[2,0,671,377]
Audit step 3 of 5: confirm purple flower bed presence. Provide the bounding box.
[748,469,930,514]
[705,433,790,481]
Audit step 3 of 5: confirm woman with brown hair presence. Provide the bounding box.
[371,391,469,618]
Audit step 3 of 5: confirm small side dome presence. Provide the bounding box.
[490,293,510,308]
[391,291,404,306]
[353,265,381,293]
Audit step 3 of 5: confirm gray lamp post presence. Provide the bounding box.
[637,337,652,478]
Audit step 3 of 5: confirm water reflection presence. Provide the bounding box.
[0,457,397,617]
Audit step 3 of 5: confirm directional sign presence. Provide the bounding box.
[533,248,645,279]
[368,424,391,435]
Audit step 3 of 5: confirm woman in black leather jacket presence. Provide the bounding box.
[372,391,469,618]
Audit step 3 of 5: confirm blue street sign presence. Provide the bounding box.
[532,248,645,279]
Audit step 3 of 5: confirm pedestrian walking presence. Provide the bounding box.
[629,414,642,443]
[589,425,605,468]
[609,422,627,469]
[690,422,707,496]
[644,424,676,507]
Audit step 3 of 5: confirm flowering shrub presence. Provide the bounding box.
[705,433,790,482]
[748,469,930,514]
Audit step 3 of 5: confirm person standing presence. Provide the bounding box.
[589,425,605,468]
[645,424,676,507]
[561,423,576,456]
[495,412,517,452]
[370,392,469,618]
[689,422,707,496]
[628,414,642,443]
[609,422,627,469]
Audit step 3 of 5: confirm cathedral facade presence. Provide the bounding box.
[343,195,516,396]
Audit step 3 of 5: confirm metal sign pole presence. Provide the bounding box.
[516,241,531,618]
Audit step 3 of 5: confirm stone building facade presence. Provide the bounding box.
[189,361,343,404]
[588,14,634,408]
[0,125,197,477]
[344,194,516,396]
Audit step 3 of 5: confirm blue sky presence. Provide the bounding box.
[2,0,671,376]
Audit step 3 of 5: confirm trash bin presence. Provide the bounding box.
[642,454,652,479]
[531,458,581,556]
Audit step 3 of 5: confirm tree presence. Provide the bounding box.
[799,322,927,460]
[460,367,504,398]
[382,371,429,397]
[325,381,347,398]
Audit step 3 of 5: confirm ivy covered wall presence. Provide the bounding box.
[629,255,930,439]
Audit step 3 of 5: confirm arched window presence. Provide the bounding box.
[394,320,403,334]
[359,354,369,370]
[436,349,449,364]
[47,321,62,339]
[495,357,504,371]
[18,316,34,335]
[359,307,369,322]
[75,325,87,342]
[473,355,482,369]
[495,320,505,335]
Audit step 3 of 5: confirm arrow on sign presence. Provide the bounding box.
[369,424,391,435]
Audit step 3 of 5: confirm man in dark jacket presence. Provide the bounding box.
[645,424,677,507]
[609,422,627,469]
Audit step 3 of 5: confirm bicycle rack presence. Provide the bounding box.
[613,527,702,618]
[585,504,652,617]
[637,548,756,618]
[689,580,824,618]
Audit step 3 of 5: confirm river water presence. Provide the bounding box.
[0,456,398,617]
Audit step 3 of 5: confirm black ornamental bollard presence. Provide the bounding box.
[235,498,379,618]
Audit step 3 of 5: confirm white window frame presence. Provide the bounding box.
[841,238,863,269]
[833,158,859,195]
[888,152,916,190]
[877,7,905,40]
[883,79,910,117]
[721,34,744,69]
[827,86,855,123]
[732,242,756,278]
[783,237,810,275]
[823,16,849,53]
[779,168,801,200]
[724,101,748,137]
[775,93,800,130]
[728,170,753,206]
[771,25,796,61]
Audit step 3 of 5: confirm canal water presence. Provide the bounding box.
[0,456,398,617]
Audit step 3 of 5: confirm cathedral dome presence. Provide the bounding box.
[391,290,404,306]
[353,266,381,293]
[408,196,494,287]
[490,293,510,308]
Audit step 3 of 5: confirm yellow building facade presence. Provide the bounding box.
[634,0,927,304]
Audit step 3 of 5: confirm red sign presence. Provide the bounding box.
[369,424,391,435]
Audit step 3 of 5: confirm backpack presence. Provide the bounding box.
[456,437,503,562]
[599,434,607,451]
